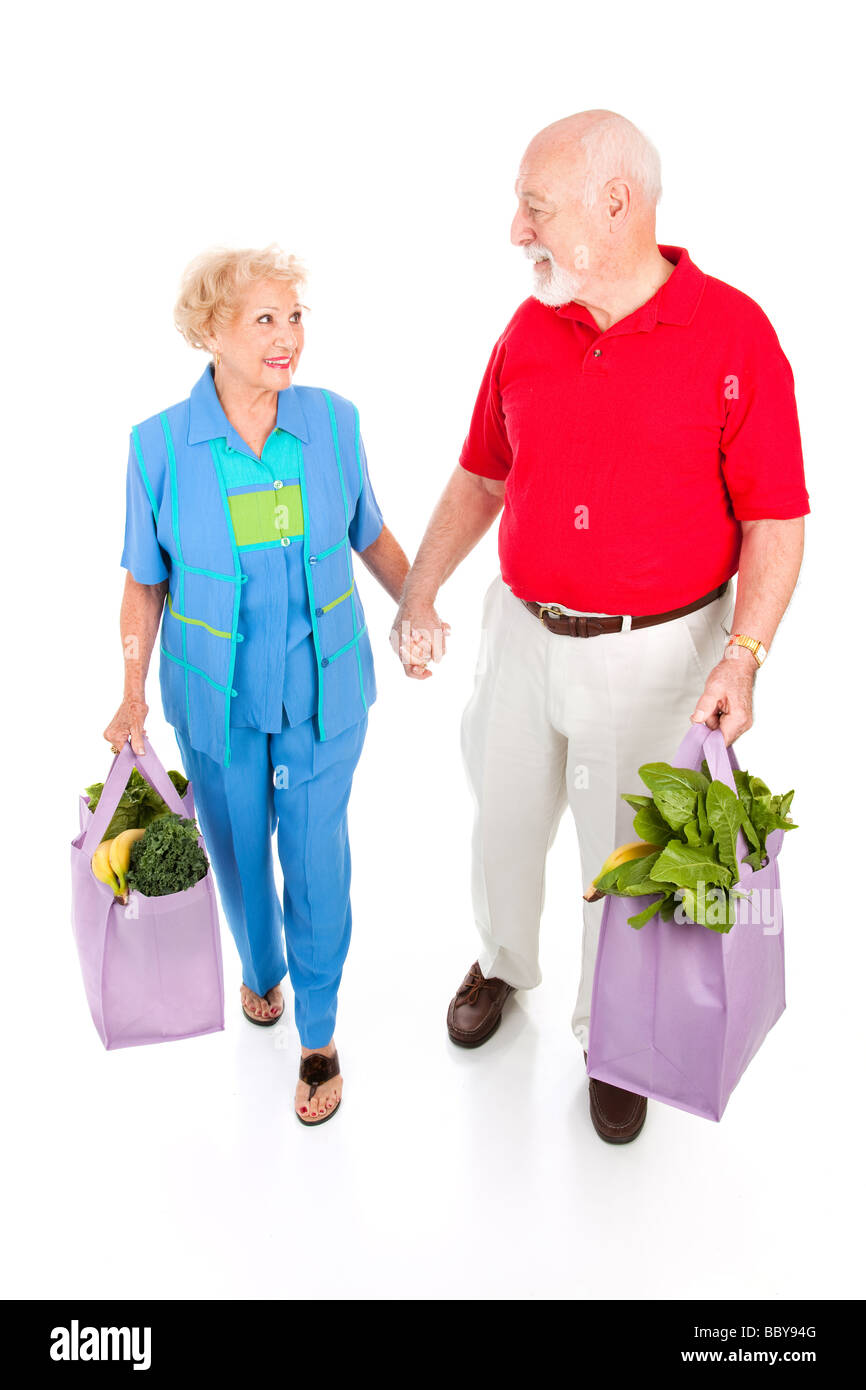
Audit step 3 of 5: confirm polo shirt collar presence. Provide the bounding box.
[554,245,705,332]
[187,362,310,447]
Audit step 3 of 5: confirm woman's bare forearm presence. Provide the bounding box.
[121,572,167,698]
[356,525,411,603]
[402,465,504,603]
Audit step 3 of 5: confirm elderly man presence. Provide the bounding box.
[393,110,809,1143]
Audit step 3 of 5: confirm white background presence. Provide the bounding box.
[3,0,862,1301]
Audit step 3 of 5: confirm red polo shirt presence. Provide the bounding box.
[459,245,810,615]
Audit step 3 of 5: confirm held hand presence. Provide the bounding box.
[389,602,451,680]
[690,645,757,747]
[103,697,149,757]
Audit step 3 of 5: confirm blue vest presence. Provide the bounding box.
[131,386,376,767]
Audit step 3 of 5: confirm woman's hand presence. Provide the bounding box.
[103,697,149,757]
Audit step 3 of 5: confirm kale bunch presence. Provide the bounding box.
[126,815,209,897]
[85,767,190,841]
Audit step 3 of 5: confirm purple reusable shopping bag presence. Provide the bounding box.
[586,724,786,1121]
[70,737,225,1050]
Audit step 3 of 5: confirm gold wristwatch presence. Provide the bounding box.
[727,633,768,667]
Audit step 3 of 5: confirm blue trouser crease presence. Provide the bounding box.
[175,712,367,1049]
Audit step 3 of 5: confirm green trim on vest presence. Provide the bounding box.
[167,594,232,640]
[322,582,355,613]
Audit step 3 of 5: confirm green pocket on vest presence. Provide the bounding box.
[227,484,304,548]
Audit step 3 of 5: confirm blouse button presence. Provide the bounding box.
[321,656,330,668]
[273,479,282,489]
[593,348,602,358]
[280,537,291,547]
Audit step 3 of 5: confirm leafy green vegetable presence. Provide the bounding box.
[85,767,190,841]
[614,852,674,897]
[657,895,679,922]
[679,885,737,932]
[126,815,209,897]
[627,897,666,930]
[600,756,799,931]
[650,841,732,892]
[705,781,743,880]
[638,762,708,830]
[696,790,711,843]
[633,802,679,847]
[683,817,702,847]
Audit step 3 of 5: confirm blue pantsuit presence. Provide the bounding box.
[122,364,384,1047]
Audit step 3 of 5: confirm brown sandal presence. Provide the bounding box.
[296,1049,341,1126]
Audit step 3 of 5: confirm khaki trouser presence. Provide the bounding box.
[459,574,735,1050]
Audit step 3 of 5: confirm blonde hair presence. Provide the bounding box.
[173,243,308,351]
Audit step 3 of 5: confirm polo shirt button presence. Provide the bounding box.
[321,656,329,668]
[280,537,291,547]
[273,479,282,489]
[593,348,602,357]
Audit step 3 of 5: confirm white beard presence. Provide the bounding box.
[527,248,585,307]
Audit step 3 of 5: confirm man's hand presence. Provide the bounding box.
[390,599,451,680]
[690,644,757,746]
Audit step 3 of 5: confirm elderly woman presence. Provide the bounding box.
[104,245,415,1125]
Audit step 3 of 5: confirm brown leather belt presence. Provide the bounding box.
[520,581,729,637]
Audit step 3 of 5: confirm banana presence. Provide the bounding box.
[584,840,659,902]
[109,828,146,900]
[91,839,122,896]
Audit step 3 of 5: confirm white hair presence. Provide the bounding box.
[574,112,662,209]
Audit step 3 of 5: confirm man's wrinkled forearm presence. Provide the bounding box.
[729,517,805,654]
[402,466,504,604]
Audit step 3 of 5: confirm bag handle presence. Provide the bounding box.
[671,722,752,882]
[672,722,741,790]
[81,735,188,855]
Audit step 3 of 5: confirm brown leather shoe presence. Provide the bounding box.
[584,1051,647,1144]
[447,962,515,1047]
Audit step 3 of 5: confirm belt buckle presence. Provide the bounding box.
[537,603,564,626]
